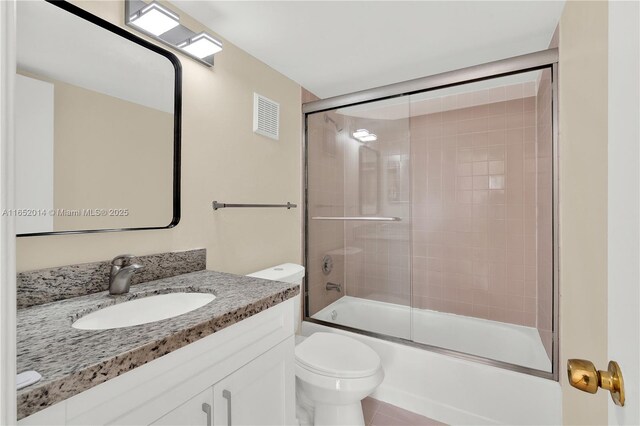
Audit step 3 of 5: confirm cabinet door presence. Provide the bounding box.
[213,338,295,426]
[151,387,214,426]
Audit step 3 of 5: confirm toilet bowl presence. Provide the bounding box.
[295,332,384,426]
[248,264,384,426]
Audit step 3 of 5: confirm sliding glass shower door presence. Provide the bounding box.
[305,97,412,339]
[407,70,554,372]
[304,51,558,378]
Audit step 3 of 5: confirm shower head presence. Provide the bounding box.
[324,114,343,133]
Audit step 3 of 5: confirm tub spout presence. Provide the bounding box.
[326,282,342,292]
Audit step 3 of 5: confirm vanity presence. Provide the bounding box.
[14,2,300,424]
[17,265,299,425]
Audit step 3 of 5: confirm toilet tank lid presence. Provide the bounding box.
[247,263,305,283]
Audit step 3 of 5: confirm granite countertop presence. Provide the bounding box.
[16,270,299,420]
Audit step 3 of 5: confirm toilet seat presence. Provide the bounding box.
[295,332,381,379]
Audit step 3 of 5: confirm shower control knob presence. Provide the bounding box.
[322,255,333,275]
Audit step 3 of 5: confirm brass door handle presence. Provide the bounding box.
[567,359,625,406]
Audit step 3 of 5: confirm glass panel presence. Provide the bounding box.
[306,96,412,339]
[305,67,555,375]
[408,70,554,372]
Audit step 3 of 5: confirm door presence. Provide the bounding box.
[151,388,214,426]
[565,1,639,424]
[606,1,639,424]
[213,338,295,426]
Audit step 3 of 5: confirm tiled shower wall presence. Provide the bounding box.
[307,77,554,336]
[344,119,412,306]
[410,84,539,326]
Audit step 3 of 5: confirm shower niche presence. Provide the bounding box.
[304,52,558,379]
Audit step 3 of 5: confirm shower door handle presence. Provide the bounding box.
[311,216,401,221]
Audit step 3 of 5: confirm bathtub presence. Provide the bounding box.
[305,296,561,425]
[312,296,551,371]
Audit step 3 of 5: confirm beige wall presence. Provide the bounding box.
[16,70,174,231]
[17,0,302,274]
[52,78,173,230]
[559,1,609,424]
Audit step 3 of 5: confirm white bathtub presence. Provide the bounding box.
[312,296,551,371]
[306,296,561,425]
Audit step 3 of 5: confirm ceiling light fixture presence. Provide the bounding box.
[359,134,378,142]
[128,1,179,36]
[178,32,223,59]
[352,129,378,142]
[352,129,370,139]
[125,0,222,67]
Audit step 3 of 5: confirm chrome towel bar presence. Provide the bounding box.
[212,201,297,210]
[311,216,401,221]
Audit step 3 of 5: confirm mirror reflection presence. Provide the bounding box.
[15,0,179,236]
[386,154,409,203]
[359,146,379,215]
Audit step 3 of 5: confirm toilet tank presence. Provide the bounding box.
[247,263,305,285]
[247,263,305,333]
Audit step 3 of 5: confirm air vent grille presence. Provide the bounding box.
[253,93,280,140]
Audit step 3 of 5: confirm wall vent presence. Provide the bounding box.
[253,93,280,140]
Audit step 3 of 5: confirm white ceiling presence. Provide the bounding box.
[172,1,564,99]
[339,70,540,119]
[17,0,175,113]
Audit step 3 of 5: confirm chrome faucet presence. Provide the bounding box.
[326,282,342,292]
[109,254,144,295]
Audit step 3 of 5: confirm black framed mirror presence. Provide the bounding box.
[15,0,181,237]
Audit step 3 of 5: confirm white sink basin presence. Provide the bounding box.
[72,293,216,330]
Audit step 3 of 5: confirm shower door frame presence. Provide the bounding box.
[302,48,560,381]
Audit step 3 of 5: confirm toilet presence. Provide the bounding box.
[248,264,384,426]
[294,332,384,426]
[247,263,306,333]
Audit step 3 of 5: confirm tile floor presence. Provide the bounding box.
[362,397,447,426]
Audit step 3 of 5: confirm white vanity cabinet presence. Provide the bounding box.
[212,339,295,426]
[151,388,213,426]
[18,299,296,426]
[151,340,295,426]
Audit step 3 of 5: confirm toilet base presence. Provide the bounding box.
[296,384,314,426]
[313,402,365,426]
